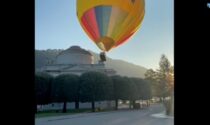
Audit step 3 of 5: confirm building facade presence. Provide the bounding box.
[40,46,116,77]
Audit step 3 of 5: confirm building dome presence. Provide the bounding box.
[55,46,94,64]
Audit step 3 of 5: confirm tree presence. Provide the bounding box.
[157,54,172,100]
[131,78,152,108]
[141,80,152,106]
[159,55,171,74]
[124,77,138,109]
[131,78,142,108]
[144,69,159,97]
[167,66,174,95]
[79,71,113,112]
[52,74,80,113]
[111,75,125,110]
[144,54,174,102]
[35,72,53,113]
[111,76,139,110]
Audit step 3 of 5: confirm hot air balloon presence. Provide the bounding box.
[76,0,145,52]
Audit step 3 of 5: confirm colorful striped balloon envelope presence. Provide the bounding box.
[77,0,145,52]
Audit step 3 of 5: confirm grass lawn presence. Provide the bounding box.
[35,109,91,118]
[35,108,114,118]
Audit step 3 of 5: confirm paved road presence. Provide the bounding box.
[35,104,173,125]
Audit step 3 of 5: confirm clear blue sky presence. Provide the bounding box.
[35,0,174,70]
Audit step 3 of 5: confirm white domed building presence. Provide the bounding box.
[55,46,94,65]
[40,46,116,76]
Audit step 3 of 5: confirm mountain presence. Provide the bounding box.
[35,49,147,78]
[35,49,63,69]
[89,51,147,78]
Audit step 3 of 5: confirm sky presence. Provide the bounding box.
[35,0,174,70]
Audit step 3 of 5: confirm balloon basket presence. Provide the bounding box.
[99,52,106,62]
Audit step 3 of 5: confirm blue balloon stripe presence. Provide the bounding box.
[95,6,112,37]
